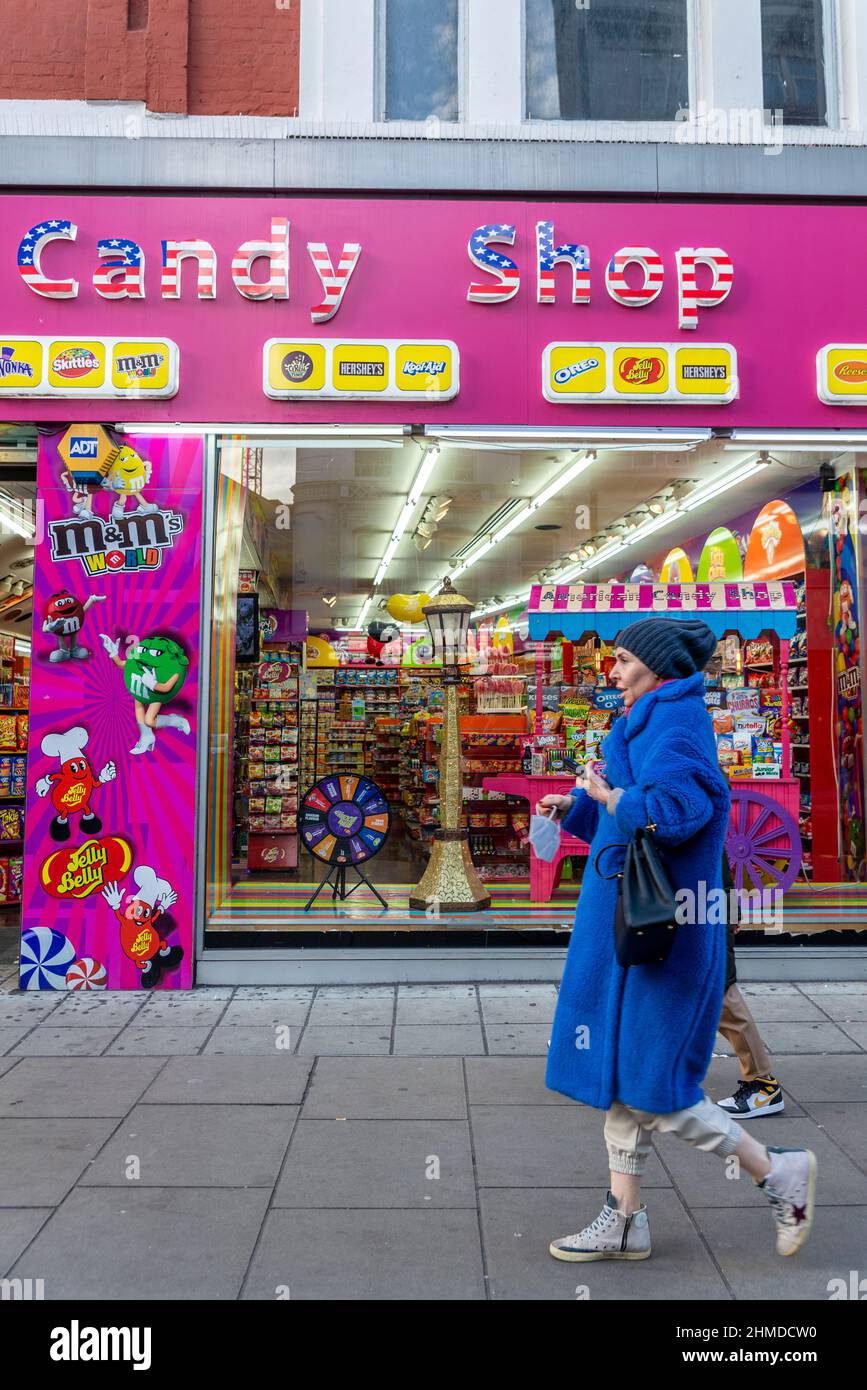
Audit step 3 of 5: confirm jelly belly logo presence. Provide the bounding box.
[834,361,867,383]
[47,508,186,576]
[617,355,665,385]
[0,345,34,379]
[41,836,132,899]
[51,347,100,379]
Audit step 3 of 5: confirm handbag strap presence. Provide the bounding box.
[593,841,629,880]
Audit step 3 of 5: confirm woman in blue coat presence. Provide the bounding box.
[538,617,816,1262]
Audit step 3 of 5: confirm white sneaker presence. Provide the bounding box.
[758,1147,817,1257]
[549,1190,651,1262]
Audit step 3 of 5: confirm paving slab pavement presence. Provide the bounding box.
[0,971,865,1300]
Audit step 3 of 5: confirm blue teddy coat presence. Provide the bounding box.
[545,672,732,1115]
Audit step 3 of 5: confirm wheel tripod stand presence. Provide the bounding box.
[303,859,389,913]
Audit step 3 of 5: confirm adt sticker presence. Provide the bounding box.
[68,437,99,459]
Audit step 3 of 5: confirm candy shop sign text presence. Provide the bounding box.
[18,217,733,330]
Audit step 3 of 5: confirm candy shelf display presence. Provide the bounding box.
[528,580,805,897]
[401,712,530,881]
[233,649,301,873]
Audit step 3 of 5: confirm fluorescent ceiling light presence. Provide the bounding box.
[728,431,867,445]
[355,594,373,629]
[454,452,595,578]
[122,423,406,436]
[682,460,769,511]
[426,427,711,445]
[370,445,441,592]
[0,505,35,540]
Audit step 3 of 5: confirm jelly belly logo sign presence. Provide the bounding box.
[50,425,185,575]
[41,836,132,899]
[616,353,667,388]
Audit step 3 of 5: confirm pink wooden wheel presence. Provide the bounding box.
[726,788,802,895]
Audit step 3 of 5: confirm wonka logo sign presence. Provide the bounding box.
[41,836,132,899]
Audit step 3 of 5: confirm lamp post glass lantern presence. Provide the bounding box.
[409,578,492,913]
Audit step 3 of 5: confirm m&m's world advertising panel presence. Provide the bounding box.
[20,428,202,990]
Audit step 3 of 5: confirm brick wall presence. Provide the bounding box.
[0,0,300,115]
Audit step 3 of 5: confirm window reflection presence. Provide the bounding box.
[525,0,689,122]
[385,0,459,121]
[761,0,827,126]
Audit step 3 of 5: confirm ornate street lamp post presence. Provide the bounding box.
[409,578,492,913]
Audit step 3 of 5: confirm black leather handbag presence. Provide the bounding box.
[595,822,680,967]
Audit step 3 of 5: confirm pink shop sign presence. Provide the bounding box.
[0,194,863,426]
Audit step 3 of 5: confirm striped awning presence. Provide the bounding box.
[528,580,798,641]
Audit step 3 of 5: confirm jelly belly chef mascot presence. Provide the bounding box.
[102,444,158,521]
[35,726,117,842]
[100,632,191,755]
[42,590,106,663]
[101,865,183,988]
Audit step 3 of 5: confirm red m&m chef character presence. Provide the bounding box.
[35,726,117,842]
[42,590,106,663]
[101,866,183,988]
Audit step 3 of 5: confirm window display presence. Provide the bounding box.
[202,431,858,944]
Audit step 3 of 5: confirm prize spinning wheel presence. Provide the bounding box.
[299,775,390,910]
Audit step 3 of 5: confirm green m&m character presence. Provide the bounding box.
[100,632,191,756]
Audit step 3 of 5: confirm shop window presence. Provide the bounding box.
[525,0,689,122]
[384,0,460,122]
[761,0,828,126]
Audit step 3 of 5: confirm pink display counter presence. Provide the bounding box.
[482,773,588,904]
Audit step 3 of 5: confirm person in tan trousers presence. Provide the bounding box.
[716,854,785,1117]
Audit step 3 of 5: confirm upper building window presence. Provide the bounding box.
[761,0,827,125]
[525,0,689,122]
[384,0,460,121]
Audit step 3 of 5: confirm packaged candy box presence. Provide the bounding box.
[0,806,21,839]
[8,856,22,901]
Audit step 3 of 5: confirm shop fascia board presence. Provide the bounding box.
[2,134,867,198]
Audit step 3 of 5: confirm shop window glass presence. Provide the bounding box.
[761,0,827,126]
[525,0,689,122]
[384,0,460,122]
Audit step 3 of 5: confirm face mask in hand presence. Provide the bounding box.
[528,808,561,862]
